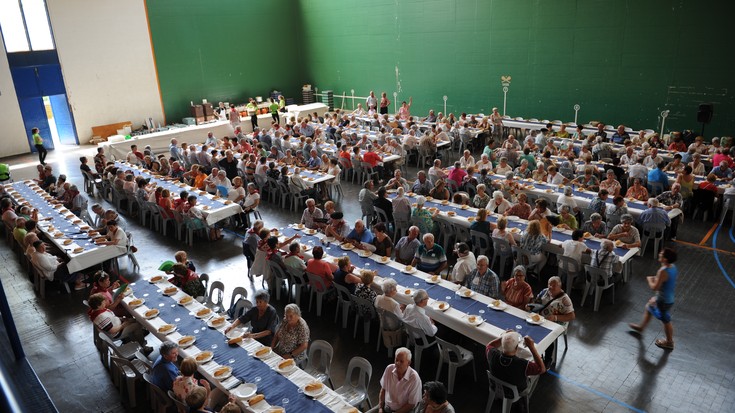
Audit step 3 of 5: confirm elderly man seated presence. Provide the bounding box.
[486,331,546,412]
[607,214,641,249]
[394,226,421,265]
[385,170,409,191]
[638,197,672,239]
[464,255,500,299]
[411,233,447,276]
[151,341,180,392]
[411,171,432,196]
[31,240,87,290]
[375,347,422,413]
[300,198,323,229]
[345,219,374,248]
[590,239,622,278]
[403,289,437,340]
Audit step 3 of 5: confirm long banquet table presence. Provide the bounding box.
[278,226,565,358]
[113,162,242,226]
[123,278,357,412]
[100,121,233,160]
[6,181,125,272]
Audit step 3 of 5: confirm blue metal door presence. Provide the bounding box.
[49,94,77,145]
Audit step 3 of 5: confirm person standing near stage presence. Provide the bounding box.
[32,127,48,165]
[629,248,678,350]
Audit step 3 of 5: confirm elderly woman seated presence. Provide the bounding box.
[528,275,575,365]
[557,205,578,230]
[486,190,512,214]
[272,304,310,363]
[225,290,278,346]
[581,213,608,238]
[501,266,534,310]
[473,183,491,209]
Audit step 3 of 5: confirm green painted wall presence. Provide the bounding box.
[146,0,309,123]
[298,0,735,137]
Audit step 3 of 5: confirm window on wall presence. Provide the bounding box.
[0,0,54,53]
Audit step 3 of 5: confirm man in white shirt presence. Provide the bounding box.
[560,230,591,273]
[620,147,638,166]
[644,148,663,169]
[378,347,422,413]
[31,241,85,289]
[546,166,567,185]
[300,198,323,229]
[458,150,475,169]
[428,159,447,181]
[402,289,437,340]
[96,220,128,254]
[451,243,477,284]
[628,158,649,182]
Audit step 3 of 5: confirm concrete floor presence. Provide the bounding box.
[2,144,735,413]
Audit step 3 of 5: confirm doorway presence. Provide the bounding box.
[42,94,76,147]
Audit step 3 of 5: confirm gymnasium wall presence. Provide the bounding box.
[146,0,308,124]
[47,0,164,142]
[298,0,735,137]
[0,36,31,158]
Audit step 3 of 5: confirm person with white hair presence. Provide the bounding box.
[300,198,323,229]
[402,289,437,339]
[378,347,422,413]
[411,196,439,235]
[590,239,622,277]
[475,153,493,171]
[412,233,447,275]
[459,149,475,169]
[464,255,500,298]
[375,279,405,328]
[411,171,433,196]
[486,331,545,412]
[529,276,576,327]
[486,191,512,214]
[607,214,641,248]
[392,187,412,222]
[638,197,671,228]
[394,226,421,265]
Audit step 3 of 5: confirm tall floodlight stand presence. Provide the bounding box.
[351,89,355,110]
[574,104,581,125]
[443,95,448,116]
[500,75,512,116]
[660,110,670,138]
[393,92,398,114]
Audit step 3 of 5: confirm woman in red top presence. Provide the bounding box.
[305,246,335,291]
[698,173,719,194]
[158,188,174,218]
[89,271,127,316]
[501,266,534,310]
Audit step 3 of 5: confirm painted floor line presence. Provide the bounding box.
[671,239,735,256]
[547,370,647,413]
[711,225,735,290]
[698,223,718,245]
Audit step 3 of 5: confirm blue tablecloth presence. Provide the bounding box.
[130,280,332,413]
[387,192,630,257]
[12,182,97,252]
[280,227,553,344]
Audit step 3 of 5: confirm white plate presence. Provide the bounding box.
[149,275,166,283]
[207,316,227,328]
[226,328,246,339]
[526,315,545,325]
[425,276,441,284]
[430,301,450,311]
[195,308,213,319]
[143,309,159,319]
[157,324,177,335]
[253,347,272,359]
[276,360,297,374]
[195,351,214,364]
[340,243,355,250]
[466,315,484,326]
[304,229,317,235]
[401,268,416,274]
[324,237,336,242]
[401,288,414,296]
[178,296,195,306]
[265,407,285,413]
[506,216,520,221]
[212,366,233,380]
[488,301,508,311]
[302,383,326,398]
[376,257,391,264]
[128,298,145,308]
[178,336,196,348]
[456,289,475,298]
[357,250,372,258]
[232,383,257,399]
[162,287,179,296]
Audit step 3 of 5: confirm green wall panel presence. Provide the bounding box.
[146,0,307,123]
[298,0,735,137]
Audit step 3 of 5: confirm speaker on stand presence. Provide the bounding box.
[697,103,713,137]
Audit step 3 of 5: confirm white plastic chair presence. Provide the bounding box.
[640,222,666,258]
[581,264,620,311]
[485,369,536,413]
[205,280,225,311]
[435,337,476,394]
[306,272,334,316]
[303,339,335,389]
[334,356,372,410]
[404,323,438,373]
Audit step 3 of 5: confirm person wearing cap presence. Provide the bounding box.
[325,211,350,241]
[486,330,546,411]
[451,243,476,285]
[607,214,641,249]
